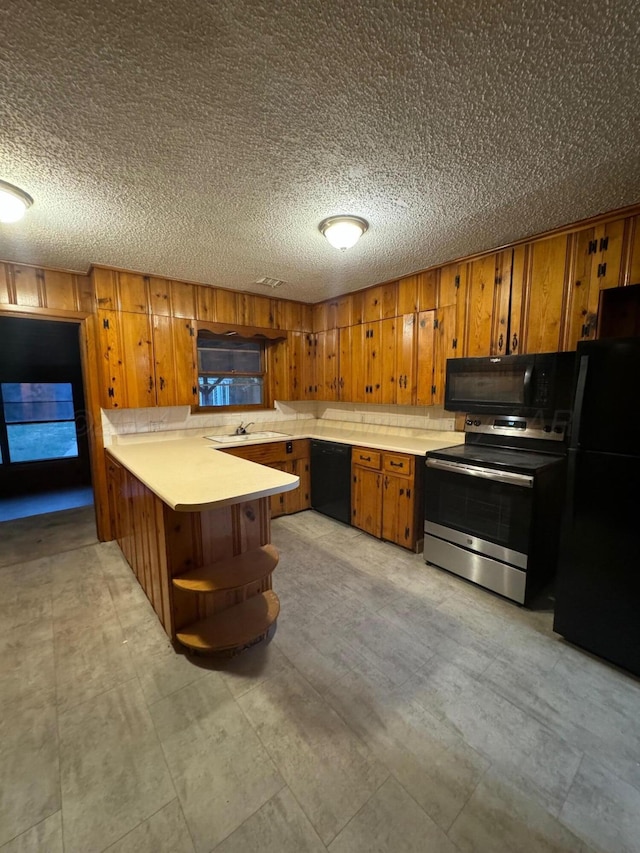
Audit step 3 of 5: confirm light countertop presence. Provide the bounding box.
[107,438,299,512]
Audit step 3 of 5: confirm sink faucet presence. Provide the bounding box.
[235,421,255,435]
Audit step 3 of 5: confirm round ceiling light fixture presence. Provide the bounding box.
[319,215,368,250]
[0,180,34,223]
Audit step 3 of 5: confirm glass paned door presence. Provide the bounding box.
[0,383,79,463]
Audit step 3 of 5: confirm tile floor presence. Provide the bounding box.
[1,508,640,852]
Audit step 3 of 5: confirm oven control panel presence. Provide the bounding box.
[464,414,567,441]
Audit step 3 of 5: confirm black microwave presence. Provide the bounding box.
[445,352,576,418]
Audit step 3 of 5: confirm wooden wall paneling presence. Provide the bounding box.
[380,317,397,404]
[416,310,436,406]
[214,289,239,323]
[381,281,398,319]
[120,311,155,407]
[251,294,276,328]
[236,292,253,326]
[41,269,79,311]
[623,215,640,285]
[195,284,216,322]
[11,264,42,307]
[312,302,329,332]
[148,276,172,316]
[418,270,438,311]
[170,280,196,319]
[76,274,94,313]
[521,234,570,353]
[280,300,302,331]
[301,303,313,332]
[363,285,383,323]
[350,290,365,326]
[116,271,149,314]
[164,505,202,633]
[396,313,417,406]
[334,294,352,328]
[93,267,118,310]
[397,274,419,315]
[234,497,270,552]
[152,496,173,631]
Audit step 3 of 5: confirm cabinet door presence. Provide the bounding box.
[380,318,397,404]
[382,473,415,548]
[465,252,512,357]
[338,327,354,401]
[433,306,458,405]
[290,456,311,512]
[352,466,382,537]
[97,311,155,408]
[565,220,627,350]
[268,336,290,402]
[416,310,436,406]
[303,333,317,399]
[520,234,570,353]
[289,331,306,400]
[153,316,197,407]
[120,312,156,408]
[350,324,367,403]
[365,322,383,403]
[316,329,338,401]
[395,313,416,405]
[269,462,289,518]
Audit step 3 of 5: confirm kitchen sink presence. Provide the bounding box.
[205,431,290,443]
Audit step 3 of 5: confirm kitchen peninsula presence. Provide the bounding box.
[105,437,299,654]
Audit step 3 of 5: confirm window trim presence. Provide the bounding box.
[195,327,271,412]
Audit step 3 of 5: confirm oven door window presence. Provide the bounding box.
[425,467,532,554]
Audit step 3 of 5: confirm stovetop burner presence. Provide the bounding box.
[427,442,565,475]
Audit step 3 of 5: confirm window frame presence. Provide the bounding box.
[194,330,269,413]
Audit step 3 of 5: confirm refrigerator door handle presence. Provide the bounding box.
[570,355,589,450]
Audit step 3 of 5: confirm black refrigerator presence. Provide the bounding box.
[553,337,640,677]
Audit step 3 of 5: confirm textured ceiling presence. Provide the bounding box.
[1,0,639,302]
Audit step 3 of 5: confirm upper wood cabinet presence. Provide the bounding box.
[315,329,339,400]
[97,310,197,409]
[625,215,640,286]
[510,234,570,354]
[465,252,513,357]
[152,316,198,407]
[0,263,93,313]
[395,314,417,405]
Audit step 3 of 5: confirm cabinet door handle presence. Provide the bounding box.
[511,333,518,352]
[159,376,165,390]
[148,376,154,391]
[498,333,504,352]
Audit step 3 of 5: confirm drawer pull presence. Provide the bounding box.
[389,461,404,468]
[360,455,371,462]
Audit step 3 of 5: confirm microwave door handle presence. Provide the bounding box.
[569,355,589,450]
[523,364,534,405]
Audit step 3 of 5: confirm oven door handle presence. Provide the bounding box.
[426,458,534,488]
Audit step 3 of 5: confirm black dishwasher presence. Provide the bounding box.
[310,440,351,525]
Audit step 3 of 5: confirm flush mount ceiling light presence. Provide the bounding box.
[319,215,368,250]
[0,180,33,223]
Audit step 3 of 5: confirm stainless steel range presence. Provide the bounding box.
[424,352,577,605]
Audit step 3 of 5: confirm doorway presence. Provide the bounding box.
[0,316,93,520]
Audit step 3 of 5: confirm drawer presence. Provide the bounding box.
[352,447,381,470]
[383,453,414,478]
[223,439,309,464]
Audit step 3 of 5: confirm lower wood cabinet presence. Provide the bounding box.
[351,446,423,551]
[222,440,310,518]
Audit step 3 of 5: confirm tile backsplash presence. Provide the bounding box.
[101,400,455,446]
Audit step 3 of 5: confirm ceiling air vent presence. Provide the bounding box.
[254,276,286,289]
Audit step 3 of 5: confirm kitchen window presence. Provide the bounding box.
[197,334,265,409]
